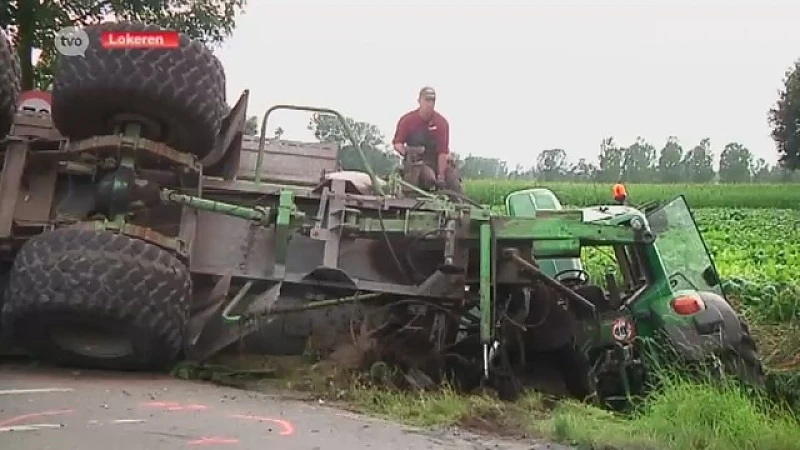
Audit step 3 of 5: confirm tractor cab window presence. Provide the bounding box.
[646,196,723,296]
[578,241,647,310]
[611,243,648,294]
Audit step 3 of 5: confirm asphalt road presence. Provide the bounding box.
[0,364,571,450]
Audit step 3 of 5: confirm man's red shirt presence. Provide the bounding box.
[392,109,449,154]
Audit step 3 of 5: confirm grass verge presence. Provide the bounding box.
[545,375,800,450]
[345,374,800,450]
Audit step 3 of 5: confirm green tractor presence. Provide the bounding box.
[0,21,764,410]
[500,186,765,406]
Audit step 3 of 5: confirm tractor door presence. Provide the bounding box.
[645,195,725,299]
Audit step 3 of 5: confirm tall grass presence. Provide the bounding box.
[349,370,800,450]
[547,375,800,450]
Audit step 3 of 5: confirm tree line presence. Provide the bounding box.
[245,115,800,184]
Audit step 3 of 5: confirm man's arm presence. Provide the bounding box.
[436,116,450,178]
[392,114,409,156]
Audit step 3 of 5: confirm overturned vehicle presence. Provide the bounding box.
[0,23,764,409]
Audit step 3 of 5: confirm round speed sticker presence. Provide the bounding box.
[611,317,635,342]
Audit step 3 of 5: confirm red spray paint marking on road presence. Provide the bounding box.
[188,436,240,445]
[137,401,295,437]
[0,409,74,427]
[230,414,295,436]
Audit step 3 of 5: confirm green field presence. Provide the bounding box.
[463,180,800,209]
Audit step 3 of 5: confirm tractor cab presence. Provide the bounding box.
[504,187,585,279]
[577,192,727,311]
[566,193,727,315]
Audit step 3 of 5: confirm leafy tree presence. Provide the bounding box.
[568,158,597,181]
[621,137,656,182]
[751,157,771,182]
[657,136,684,183]
[771,164,800,182]
[507,163,527,179]
[535,148,567,181]
[308,113,398,176]
[769,58,800,170]
[244,115,258,136]
[718,142,753,183]
[681,138,715,182]
[0,0,247,89]
[459,155,508,179]
[596,137,624,182]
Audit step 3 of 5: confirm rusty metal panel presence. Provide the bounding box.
[0,142,28,237]
[189,209,406,285]
[13,162,58,225]
[189,211,327,278]
[189,210,276,278]
[236,135,339,186]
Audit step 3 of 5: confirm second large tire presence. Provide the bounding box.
[1,228,191,370]
[0,29,21,138]
[51,21,227,157]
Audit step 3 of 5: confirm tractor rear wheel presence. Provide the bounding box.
[721,319,767,388]
[1,228,191,371]
[0,29,20,138]
[51,21,226,158]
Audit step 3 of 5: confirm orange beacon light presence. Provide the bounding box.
[613,183,628,205]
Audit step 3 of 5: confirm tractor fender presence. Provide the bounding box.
[661,290,744,361]
[694,291,744,348]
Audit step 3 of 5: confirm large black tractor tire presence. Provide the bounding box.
[0,29,21,139]
[51,21,226,158]
[1,228,191,371]
[721,319,767,389]
[0,269,9,344]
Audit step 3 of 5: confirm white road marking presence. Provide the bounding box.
[0,423,64,432]
[0,388,74,395]
[87,419,147,426]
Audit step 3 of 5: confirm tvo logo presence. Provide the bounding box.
[54,26,89,57]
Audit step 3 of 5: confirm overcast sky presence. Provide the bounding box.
[214,0,798,169]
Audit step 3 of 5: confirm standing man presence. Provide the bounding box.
[392,86,463,193]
